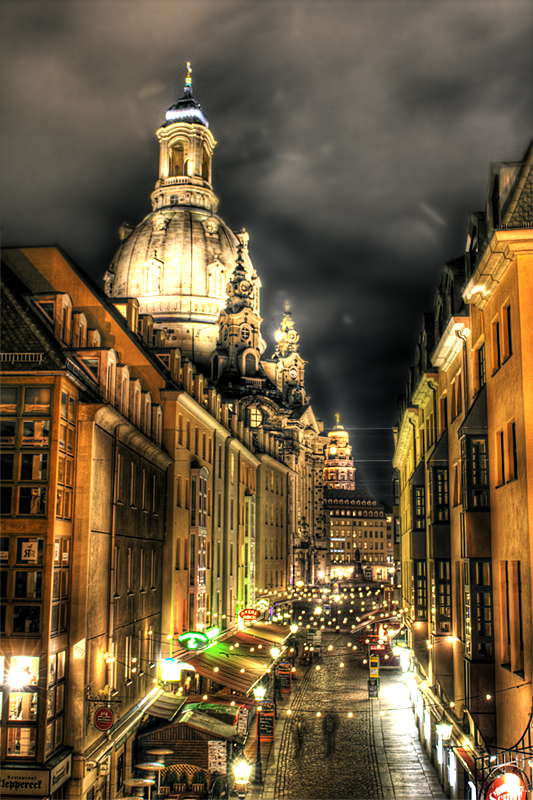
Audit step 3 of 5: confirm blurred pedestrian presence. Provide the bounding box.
[322,710,340,756]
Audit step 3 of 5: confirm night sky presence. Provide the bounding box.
[1,1,532,502]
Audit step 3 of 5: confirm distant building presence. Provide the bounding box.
[393,141,532,798]
[323,419,393,583]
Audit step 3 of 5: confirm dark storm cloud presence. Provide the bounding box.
[1,0,532,501]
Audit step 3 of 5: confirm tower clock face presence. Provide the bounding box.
[289,367,298,380]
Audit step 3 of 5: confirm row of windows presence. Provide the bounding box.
[330,508,385,517]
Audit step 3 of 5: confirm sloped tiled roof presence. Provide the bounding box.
[1,266,64,371]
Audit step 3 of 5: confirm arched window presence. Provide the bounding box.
[245,354,256,376]
[170,194,178,206]
[170,143,185,176]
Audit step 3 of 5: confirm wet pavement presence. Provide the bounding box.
[245,632,446,800]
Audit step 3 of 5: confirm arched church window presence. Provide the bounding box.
[170,143,185,176]
[212,356,218,380]
[245,354,256,376]
[249,408,262,428]
[241,325,251,343]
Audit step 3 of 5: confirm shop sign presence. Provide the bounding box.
[256,599,270,612]
[239,608,259,621]
[177,630,209,649]
[237,706,249,735]
[485,771,527,800]
[208,740,227,774]
[0,753,72,797]
[94,706,114,731]
[370,644,385,651]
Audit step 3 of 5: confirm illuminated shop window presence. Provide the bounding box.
[7,727,37,757]
[9,656,39,687]
[9,691,38,721]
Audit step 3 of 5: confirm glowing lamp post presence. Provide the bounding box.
[253,684,266,785]
[233,757,252,799]
[436,721,454,745]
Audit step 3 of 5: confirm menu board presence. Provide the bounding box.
[279,671,291,693]
[258,710,275,742]
[208,740,227,774]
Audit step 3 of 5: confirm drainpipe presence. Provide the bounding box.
[455,331,469,414]
[107,426,120,696]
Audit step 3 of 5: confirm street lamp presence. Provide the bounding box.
[253,684,266,785]
[233,757,252,799]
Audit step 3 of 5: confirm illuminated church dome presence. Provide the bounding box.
[104,65,260,367]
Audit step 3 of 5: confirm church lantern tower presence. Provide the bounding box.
[104,64,261,368]
[323,416,356,490]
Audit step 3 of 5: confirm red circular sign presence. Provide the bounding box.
[486,772,527,800]
[239,608,259,620]
[94,706,114,731]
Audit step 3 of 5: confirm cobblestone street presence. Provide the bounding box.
[247,631,446,800]
[274,633,381,799]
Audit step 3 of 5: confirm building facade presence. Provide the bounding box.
[323,419,393,584]
[393,142,532,798]
[1,67,326,798]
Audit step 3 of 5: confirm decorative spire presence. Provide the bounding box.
[335,412,340,426]
[274,307,299,358]
[165,62,209,127]
[224,242,254,313]
[185,61,192,89]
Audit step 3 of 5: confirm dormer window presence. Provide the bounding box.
[141,392,152,437]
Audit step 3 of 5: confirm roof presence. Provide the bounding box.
[165,87,209,128]
[148,692,186,721]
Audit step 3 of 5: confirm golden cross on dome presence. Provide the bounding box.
[185,62,192,87]
[335,413,340,425]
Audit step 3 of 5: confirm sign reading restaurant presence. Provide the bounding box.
[0,752,72,797]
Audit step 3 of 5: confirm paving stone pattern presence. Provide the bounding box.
[273,633,383,799]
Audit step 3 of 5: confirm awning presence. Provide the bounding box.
[148,692,185,721]
[186,635,273,695]
[245,621,291,645]
[176,708,243,743]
